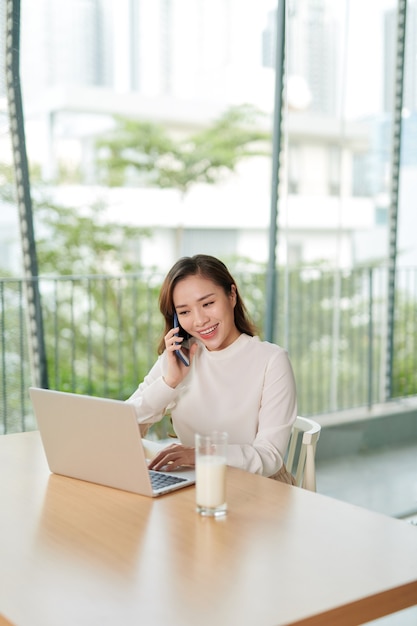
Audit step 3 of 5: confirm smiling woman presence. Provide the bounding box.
[126,254,297,484]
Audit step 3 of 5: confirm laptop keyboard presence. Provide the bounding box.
[149,470,187,490]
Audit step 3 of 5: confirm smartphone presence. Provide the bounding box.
[173,312,190,366]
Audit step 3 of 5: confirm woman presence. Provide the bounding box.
[127,254,297,484]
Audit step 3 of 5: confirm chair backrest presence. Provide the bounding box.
[286,416,321,491]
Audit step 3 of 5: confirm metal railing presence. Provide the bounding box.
[1,266,417,434]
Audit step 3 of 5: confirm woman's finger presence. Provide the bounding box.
[164,331,183,353]
[149,445,180,469]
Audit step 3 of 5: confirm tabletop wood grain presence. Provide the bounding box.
[1,431,416,626]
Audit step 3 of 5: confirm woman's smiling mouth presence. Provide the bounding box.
[199,324,219,338]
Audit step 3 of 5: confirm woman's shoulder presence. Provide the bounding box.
[195,334,288,362]
[246,335,287,355]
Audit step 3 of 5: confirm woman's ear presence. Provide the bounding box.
[230,284,237,305]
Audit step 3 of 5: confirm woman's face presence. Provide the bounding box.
[173,275,240,351]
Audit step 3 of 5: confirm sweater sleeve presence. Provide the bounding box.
[125,354,179,426]
[225,348,297,477]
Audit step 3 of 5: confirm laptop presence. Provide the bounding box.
[29,387,195,496]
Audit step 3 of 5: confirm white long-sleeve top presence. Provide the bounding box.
[126,334,297,477]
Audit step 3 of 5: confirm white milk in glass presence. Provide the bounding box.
[196,455,226,508]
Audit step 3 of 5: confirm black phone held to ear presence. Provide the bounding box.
[173,312,190,366]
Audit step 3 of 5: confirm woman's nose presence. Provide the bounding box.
[193,308,209,327]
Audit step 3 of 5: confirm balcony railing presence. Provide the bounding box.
[1,266,416,435]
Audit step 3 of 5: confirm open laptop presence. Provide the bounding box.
[29,387,195,496]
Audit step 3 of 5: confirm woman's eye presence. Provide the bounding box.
[203,301,214,307]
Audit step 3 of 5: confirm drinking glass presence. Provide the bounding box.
[195,431,228,517]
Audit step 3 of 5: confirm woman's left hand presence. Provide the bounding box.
[148,443,195,471]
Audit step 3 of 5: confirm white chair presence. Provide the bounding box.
[286,416,321,492]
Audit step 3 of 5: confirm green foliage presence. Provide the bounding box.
[0,162,16,205]
[33,191,150,276]
[0,173,161,418]
[96,104,270,194]
[40,274,161,393]
[392,293,417,397]
[29,193,158,401]
[275,265,386,415]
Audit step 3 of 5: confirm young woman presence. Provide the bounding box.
[126,254,297,484]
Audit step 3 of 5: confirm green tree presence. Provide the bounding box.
[96,104,269,194]
[33,190,149,276]
[30,192,157,397]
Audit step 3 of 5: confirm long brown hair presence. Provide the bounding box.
[157,254,258,354]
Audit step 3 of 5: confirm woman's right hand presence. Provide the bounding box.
[163,326,197,388]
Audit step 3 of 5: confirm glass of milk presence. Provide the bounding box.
[195,432,228,517]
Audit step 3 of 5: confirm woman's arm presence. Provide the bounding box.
[226,349,297,477]
[126,354,179,426]
[127,332,199,427]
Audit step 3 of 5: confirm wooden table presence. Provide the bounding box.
[1,431,417,626]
